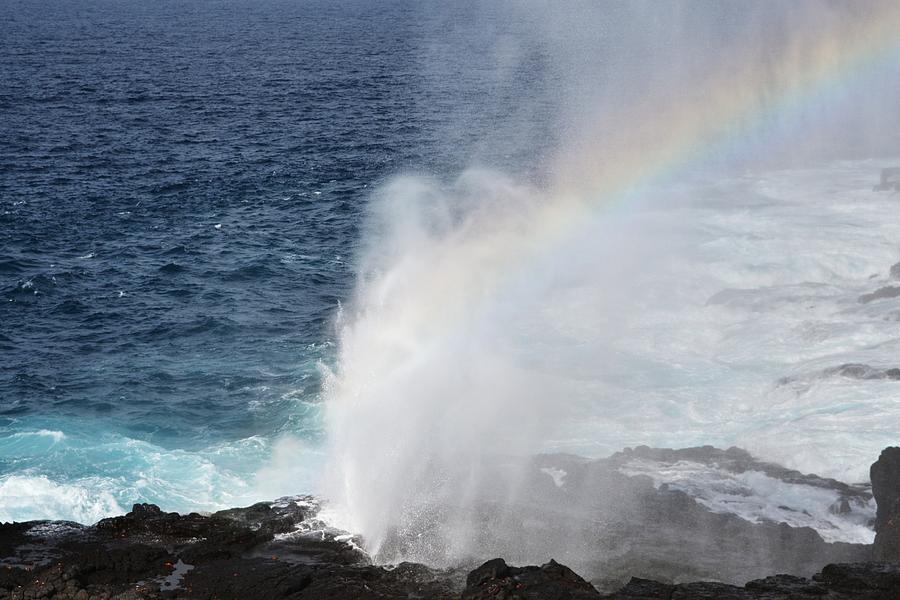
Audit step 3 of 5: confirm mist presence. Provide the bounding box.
[320,0,900,572]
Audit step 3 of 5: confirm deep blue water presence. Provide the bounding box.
[0,0,558,520]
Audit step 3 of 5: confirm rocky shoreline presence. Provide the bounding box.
[1,447,898,599]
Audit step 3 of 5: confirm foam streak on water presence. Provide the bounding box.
[619,458,876,544]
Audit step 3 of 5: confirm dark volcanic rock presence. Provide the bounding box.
[294,562,458,599]
[872,447,900,562]
[608,445,871,502]
[1,448,898,598]
[814,562,900,596]
[377,446,871,589]
[173,557,313,600]
[890,262,900,279]
[824,364,900,381]
[572,445,871,587]
[0,497,411,600]
[96,502,274,563]
[70,543,171,586]
[859,286,900,304]
[778,363,900,387]
[462,558,600,599]
[462,560,900,600]
[602,563,900,599]
[215,500,305,534]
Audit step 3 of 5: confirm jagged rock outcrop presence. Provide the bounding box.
[461,558,600,599]
[0,446,898,598]
[890,262,900,279]
[872,447,900,562]
[602,562,900,599]
[0,498,440,600]
[859,286,900,304]
[823,364,900,382]
[531,445,871,588]
[606,445,871,502]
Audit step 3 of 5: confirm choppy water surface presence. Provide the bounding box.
[2,0,899,529]
[0,0,558,520]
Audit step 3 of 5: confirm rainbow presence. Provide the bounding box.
[454,1,900,325]
[343,2,900,335]
[556,1,900,206]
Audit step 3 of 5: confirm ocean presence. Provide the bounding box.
[0,0,562,522]
[2,0,900,547]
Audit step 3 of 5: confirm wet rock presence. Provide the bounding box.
[874,168,900,191]
[177,557,314,599]
[779,364,900,387]
[859,286,900,304]
[253,529,367,566]
[294,562,458,599]
[602,563,900,598]
[94,499,313,563]
[71,544,170,586]
[890,262,900,279]
[814,562,900,594]
[461,558,600,599]
[377,446,872,590]
[605,578,747,599]
[154,557,459,600]
[824,364,900,381]
[608,444,871,509]
[0,496,454,599]
[871,447,900,561]
[1,450,898,598]
[547,445,872,588]
[601,577,675,599]
[213,500,306,536]
[831,499,852,515]
[0,523,37,559]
